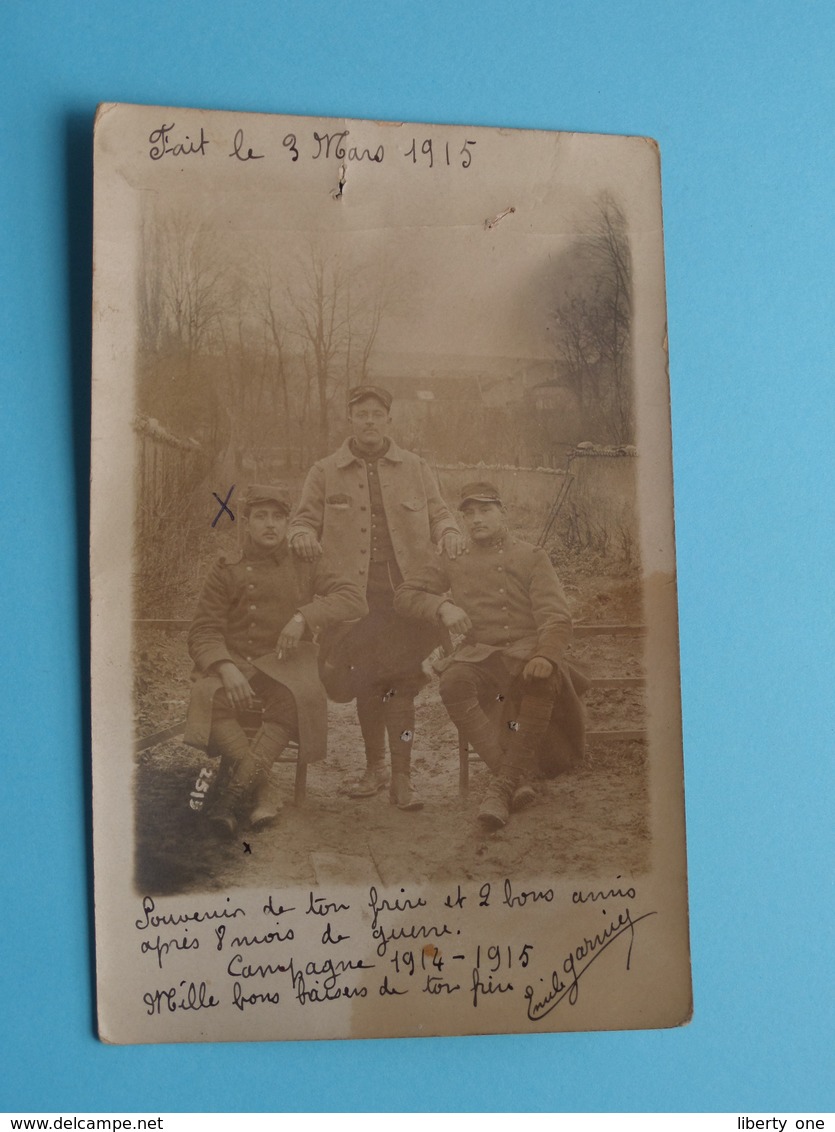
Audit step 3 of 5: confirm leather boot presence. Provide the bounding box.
[389,746,423,811]
[511,778,538,811]
[248,770,283,829]
[206,797,240,839]
[477,773,519,830]
[346,761,390,798]
[207,754,257,838]
[389,771,424,811]
[386,702,422,811]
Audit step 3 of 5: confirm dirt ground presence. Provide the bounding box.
[134,550,650,896]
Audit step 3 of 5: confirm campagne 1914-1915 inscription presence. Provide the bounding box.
[133,879,656,1027]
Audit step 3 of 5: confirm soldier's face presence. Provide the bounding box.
[246,505,288,549]
[349,398,390,449]
[461,501,505,543]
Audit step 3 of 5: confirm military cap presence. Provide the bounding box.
[347,384,393,411]
[242,483,292,515]
[458,481,503,509]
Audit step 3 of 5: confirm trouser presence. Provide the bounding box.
[208,673,299,779]
[356,685,419,772]
[352,560,431,773]
[439,656,558,777]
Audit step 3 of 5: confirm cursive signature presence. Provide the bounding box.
[524,908,657,1021]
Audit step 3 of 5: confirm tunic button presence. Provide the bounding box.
[360,505,367,511]
[497,566,504,572]
[359,568,366,574]
[246,566,252,572]
[360,548,367,554]
[250,622,256,629]
[499,587,505,593]
[248,584,254,590]
[361,527,367,533]
[250,604,256,610]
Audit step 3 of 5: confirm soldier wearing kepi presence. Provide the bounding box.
[394,481,585,830]
[288,384,464,810]
[185,484,367,836]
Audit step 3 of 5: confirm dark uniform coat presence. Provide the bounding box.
[394,535,571,670]
[184,540,367,761]
[394,535,588,771]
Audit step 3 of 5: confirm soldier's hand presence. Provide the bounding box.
[523,656,554,681]
[277,616,305,658]
[438,531,467,559]
[218,662,254,710]
[438,601,472,636]
[290,530,323,562]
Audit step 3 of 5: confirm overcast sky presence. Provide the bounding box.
[132,113,651,365]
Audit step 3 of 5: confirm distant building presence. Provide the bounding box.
[368,358,583,468]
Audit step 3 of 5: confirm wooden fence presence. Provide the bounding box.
[134,415,203,539]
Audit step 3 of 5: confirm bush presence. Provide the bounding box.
[135,481,211,619]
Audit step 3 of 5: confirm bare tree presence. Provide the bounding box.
[143,212,231,363]
[137,209,235,464]
[138,215,165,358]
[286,243,391,457]
[137,220,393,478]
[287,247,349,456]
[258,262,294,468]
[215,288,275,475]
[342,273,385,397]
[552,194,634,444]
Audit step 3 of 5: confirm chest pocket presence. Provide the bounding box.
[400,498,427,511]
[326,493,353,510]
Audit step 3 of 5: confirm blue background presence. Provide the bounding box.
[1,0,832,1113]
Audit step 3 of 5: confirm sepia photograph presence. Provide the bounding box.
[91,104,689,1043]
[7,0,832,1112]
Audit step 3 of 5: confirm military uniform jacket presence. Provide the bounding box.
[286,437,460,585]
[393,534,572,672]
[395,534,587,770]
[184,540,367,760]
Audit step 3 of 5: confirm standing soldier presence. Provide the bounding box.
[288,385,464,810]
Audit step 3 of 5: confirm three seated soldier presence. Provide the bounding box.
[394,481,586,829]
[184,484,367,837]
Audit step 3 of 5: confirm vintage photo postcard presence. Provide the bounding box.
[91,102,690,1043]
